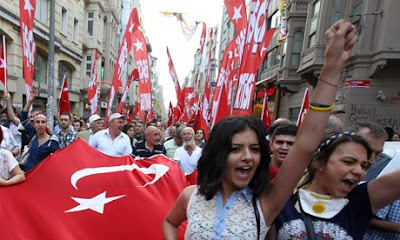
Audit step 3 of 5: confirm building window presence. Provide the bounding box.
[333,11,341,23]
[87,12,94,36]
[289,107,300,123]
[85,55,92,77]
[73,18,79,42]
[268,10,281,29]
[291,31,303,67]
[35,0,48,24]
[34,49,48,84]
[308,0,320,48]
[58,61,73,88]
[352,2,363,22]
[61,7,68,34]
[266,47,280,69]
[103,17,107,44]
[334,0,342,7]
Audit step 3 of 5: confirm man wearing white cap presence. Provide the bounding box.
[89,113,132,156]
[77,114,104,142]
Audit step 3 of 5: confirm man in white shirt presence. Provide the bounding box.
[174,127,202,174]
[77,114,104,142]
[89,113,132,156]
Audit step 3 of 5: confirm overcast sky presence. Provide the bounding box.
[139,0,224,110]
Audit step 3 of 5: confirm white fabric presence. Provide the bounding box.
[0,148,18,180]
[163,138,180,159]
[89,129,132,156]
[174,145,202,174]
[0,125,19,152]
[185,188,269,239]
[299,188,349,219]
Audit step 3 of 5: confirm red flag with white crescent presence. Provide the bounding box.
[0,36,7,89]
[87,50,98,114]
[59,75,71,113]
[132,30,152,120]
[0,139,189,239]
[296,87,309,128]
[105,8,139,124]
[19,0,37,99]
[233,0,275,116]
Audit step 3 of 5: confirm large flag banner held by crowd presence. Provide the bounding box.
[0,139,189,239]
[19,0,37,99]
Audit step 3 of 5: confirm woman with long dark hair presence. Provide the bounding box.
[163,20,360,239]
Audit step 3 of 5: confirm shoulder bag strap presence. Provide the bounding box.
[252,196,260,240]
[298,194,318,240]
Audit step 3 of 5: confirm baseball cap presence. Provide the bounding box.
[88,114,102,124]
[109,113,124,122]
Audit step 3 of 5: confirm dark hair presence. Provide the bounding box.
[197,116,270,200]
[60,112,71,119]
[271,122,298,140]
[303,132,372,186]
[195,128,206,141]
[122,124,134,135]
[0,126,3,143]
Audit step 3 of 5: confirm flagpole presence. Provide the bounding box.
[47,0,56,131]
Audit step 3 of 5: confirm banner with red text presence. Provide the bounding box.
[296,87,309,128]
[59,75,70,113]
[87,50,98,115]
[105,8,139,124]
[19,0,37,98]
[0,139,189,239]
[132,30,152,120]
[233,0,275,116]
[116,69,139,114]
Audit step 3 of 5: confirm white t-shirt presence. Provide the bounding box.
[174,145,202,174]
[0,148,19,180]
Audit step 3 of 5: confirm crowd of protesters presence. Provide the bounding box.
[0,19,400,240]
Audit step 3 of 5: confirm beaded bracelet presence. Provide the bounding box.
[309,103,335,112]
[319,77,338,88]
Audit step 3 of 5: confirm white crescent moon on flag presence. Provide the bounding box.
[70,163,169,190]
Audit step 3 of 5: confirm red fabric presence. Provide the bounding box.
[19,0,36,98]
[269,164,278,180]
[168,102,173,126]
[0,36,7,88]
[133,29,152,120]
[105,8,139,124]
[224,0,248,39]
[145,109,155,124]
[166,47,182,104]
[0,139,188,239]
[87,50,98,114]
[194,98,209,140]
[131,102,139,120]
[261,94,271,129]
[296,87,309,128]
[59,75,70,113]
[233,0,275,116]
[173,106,182,124]
[116,69,138,114]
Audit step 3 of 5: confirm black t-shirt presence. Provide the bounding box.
[132,140,166,158]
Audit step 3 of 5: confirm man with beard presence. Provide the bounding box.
[132,126,166,157]
[269,122,297,169]
[89,113,132,156]
[54,112,77,149]
[173,127,202,174]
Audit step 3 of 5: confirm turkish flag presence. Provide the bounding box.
[297,87,309,128]
[87,50,98,114]
[59,75,70,113]
[116,69,138,114]
[19,0,37,99]
[261,94,271,129]
[0,36,7,88]
[131,102,139,120]
[0,139,189,239]
[168,102,173,126]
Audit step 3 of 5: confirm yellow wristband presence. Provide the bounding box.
[309,103,335,112]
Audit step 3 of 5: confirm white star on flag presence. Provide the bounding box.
[128,20,135,34]
[186,92,195,101]
[133,39,144,52]
[232,5,243,23]
[65,191,125,214]
[24,0,35,19]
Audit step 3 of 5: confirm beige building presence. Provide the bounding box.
[255,0,400,132]
[0,0,123,118]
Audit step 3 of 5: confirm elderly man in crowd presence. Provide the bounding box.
[77,114,104,142]
[89,113,132,156]
[173,127,202,174]
[164,127,184,159]
[132,126,166,158]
